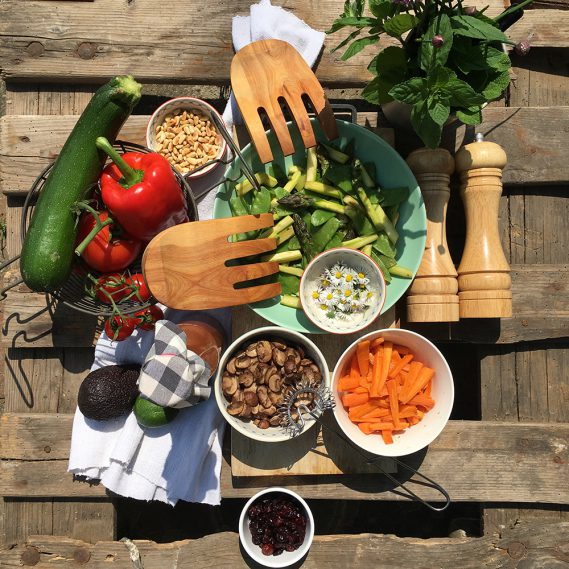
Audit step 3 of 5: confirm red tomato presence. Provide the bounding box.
[104,315,137,341]
[89,273,130,304]
[134,305,164,331]
[126,273,152,303]
[76,210,142,272]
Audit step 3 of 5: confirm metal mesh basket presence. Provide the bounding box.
[19,141,199,316]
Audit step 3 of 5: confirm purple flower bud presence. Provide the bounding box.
[431,35,445,48]
[514,40,531,56]
[392,0,413,6]
[463,6,477,15]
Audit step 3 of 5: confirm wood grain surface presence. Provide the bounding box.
[1,414,568,504]
[0,0,566,84]
[231,39,337,163]
[3,108,569,199]
[2,522,569,568]
[142,214,280,309]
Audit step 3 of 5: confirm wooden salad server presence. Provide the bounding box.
[455,135,512,318]
[230,39,339,164]
[142,214,281,310]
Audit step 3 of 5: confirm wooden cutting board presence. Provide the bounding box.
[231,413,396,477]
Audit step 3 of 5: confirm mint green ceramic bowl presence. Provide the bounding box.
[212,119,426,333]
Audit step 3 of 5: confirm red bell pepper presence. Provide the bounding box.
[75,205,142,272]
[96,137,188,241]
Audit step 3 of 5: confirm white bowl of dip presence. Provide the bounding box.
[299,248,386,335]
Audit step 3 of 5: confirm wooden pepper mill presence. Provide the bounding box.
[455,134,512,318]
[406,148,459,322]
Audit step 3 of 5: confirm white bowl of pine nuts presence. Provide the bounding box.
[146,97,227,178]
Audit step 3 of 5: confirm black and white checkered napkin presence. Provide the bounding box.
[138,320,211,408]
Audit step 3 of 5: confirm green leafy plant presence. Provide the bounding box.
[329,0,532,148]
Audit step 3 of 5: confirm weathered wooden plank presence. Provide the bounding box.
[0,113,391,196]
[1,0,562,84]
[455,107,569,185]
[2,522,569,568]
[1,416,568,503]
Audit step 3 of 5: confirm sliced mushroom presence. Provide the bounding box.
[300,358,313,367]
[235,354,252,369]
[253,418,261,427]
[303,367,316,382]
[272,347,287,367]
[309,364,323,382]
[222,374,238,398]
[269,415,282,427]
[297,345,305,359]
[269,391,282,405]
[240,405,252,419]
[239,371,254,388]
[286,347,301,365]
[283,356,297,376]
[227,401,245,416]
[244,384,257,393]
[257,385,271,408]
[254,363,268,383]
[244,391,259,408]
[256,340,273,363]
[272,340,287,350]
[250,404,261,416]
[226,357,237,375]
[258,419,270,429]
[268,374,283,393]
[232,390,245,403]
[262,405,277,417]
[245,343,258,358]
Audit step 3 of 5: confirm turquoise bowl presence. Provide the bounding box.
[212,119,426,333]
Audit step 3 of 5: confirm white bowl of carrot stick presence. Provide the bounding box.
[332,329,454,457]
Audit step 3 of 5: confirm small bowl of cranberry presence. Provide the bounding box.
[239,487,314,567]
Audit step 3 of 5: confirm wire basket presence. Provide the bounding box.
[18,141,198,317]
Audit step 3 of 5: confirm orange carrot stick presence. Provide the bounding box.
[369,346,383,398]
[338,374,360,391]
[371,337,385,349]
[356,340,371,377]
[353,386,369,394]
[381,430,394,444]
[360,407,390,420]
[367,421,396,431]
[342,392,370,408]
[400,361,423,402]
[348,402,377,419]
[408,394,435,409]
[393,344,410,355]
[386,379,401,429]
[401,367,435,404]
[349,354,360,380]
[388,354,414,379]
[379,341,393,395]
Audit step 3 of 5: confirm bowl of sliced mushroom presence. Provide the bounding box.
[214,326,329,442]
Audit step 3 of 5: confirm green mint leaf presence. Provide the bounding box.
[341,0,365,18]
[430,66,454,89]
[389,77,426,105]
[428,97,451,126]
[411,100,443,149]
[362,76,397,105]
[373,46,408,82]
[455,106,483,125]
[369,0,397,21]
[482,69,511,100]
[420,14,453,72]
[450,15,509,43]
[383,14,419,38]
[450,39,511,74]
[341,34,381,60]
[327,16,377,33]
[445,76,487,107]
[331,29,362,53]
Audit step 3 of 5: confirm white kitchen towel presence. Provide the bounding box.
[68,307,229,506]
[222,0,326,131]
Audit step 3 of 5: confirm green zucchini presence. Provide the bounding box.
[20,75,142,292]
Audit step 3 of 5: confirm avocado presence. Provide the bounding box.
[78,364,141,421]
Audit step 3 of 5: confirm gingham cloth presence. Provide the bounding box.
[138,320,211,408]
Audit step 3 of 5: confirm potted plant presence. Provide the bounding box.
[328,0,532,148]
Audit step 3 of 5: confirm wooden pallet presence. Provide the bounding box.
[1,0,569,560]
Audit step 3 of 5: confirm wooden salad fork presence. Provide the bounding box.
[231,39,339,164]
[142,214,281,310]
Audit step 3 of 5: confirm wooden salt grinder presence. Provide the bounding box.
[406,148,459,322]
[455,135,512,318]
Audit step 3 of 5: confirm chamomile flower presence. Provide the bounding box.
[343,267,359,285]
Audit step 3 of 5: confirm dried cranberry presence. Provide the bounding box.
[261,543,274,556]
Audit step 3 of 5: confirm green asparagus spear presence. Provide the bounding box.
[261,250,302,263]
[356,187,399,244]
[304,181,342,199]
[280,295,302,309]
[236,173,278,196]
[306,147,318,182]
[341,234,379,249]
[390,265,413,278]
[320,142,350,164]
[292,214,318,262]
[279,265,304,277]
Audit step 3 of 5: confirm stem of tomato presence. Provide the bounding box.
[74,202,114,256]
